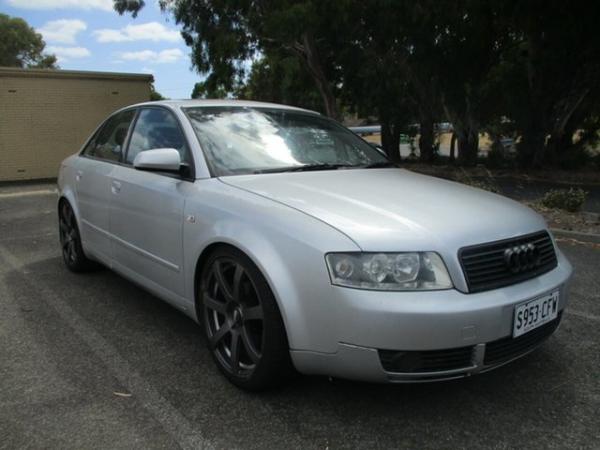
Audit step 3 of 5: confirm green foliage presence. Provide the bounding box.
[149,83,166,101]
[238,53,324,113]
[113,0,600,170]
[0,13,57,68]
[541,188,588,212]
[490,2,600,168]
[190,78,240,99]
[113,0,145,17]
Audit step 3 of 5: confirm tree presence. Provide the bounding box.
[431,1,511,165]
[238,52,324,113]
[113,0,600,169]
[149,83,166,101]
[191,80,232,99]
[114,0,344,119]
[0,14,57,68]
[337,1,415,162]
[494,0,600,168]
[404,1,444,163]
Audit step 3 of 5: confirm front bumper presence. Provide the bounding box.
[290,250,573,383]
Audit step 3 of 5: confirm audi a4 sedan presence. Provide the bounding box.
[57,100,573,390]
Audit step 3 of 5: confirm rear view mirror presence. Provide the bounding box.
[133,148,181,172]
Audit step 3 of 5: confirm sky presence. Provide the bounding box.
[2,0,199,98]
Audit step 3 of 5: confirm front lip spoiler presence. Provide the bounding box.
[383,320,562,383]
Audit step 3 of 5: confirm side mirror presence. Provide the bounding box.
[133,148,181,172]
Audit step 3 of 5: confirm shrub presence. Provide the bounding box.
[458,176,501,193]
[541,188,588,212]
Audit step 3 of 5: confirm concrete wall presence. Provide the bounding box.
[0,68,153,181]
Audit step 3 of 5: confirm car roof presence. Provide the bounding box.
[130,99,320,115]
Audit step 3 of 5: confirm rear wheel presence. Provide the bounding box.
[58,200,98,272]
[200,247,294,390]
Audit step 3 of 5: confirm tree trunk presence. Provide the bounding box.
[293,33,340,120]
[546,123,575,166]
[381,119,401,163]
[546,88,589,165]
[519,126,546,168]
[442,99,478,166]
[455,125,479,166]
[449,132,456,163]
[518,32,548,168]
[419,118,435,163]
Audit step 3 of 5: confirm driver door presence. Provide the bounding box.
[108,107,192,298]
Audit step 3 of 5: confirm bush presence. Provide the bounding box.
[541,188,588,212]
[458,176,501,193]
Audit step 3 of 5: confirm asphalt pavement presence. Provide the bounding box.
[1,186,599,450]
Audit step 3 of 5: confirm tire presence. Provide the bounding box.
[58,200,99,272]
[199,246,294,390]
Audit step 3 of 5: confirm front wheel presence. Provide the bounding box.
[200,247,294,390]
[58,200,98,272]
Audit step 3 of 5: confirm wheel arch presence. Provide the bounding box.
[58,187,81,226]
[193,241,229,321]
[192,240,295,346]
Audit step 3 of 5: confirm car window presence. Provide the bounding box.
[126,108,190,165]
[83,110,135,162]
[184,107,388,176]
[81,127,100,155]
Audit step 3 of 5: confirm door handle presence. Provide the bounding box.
[111,180,121,194]
[75,170,83,181]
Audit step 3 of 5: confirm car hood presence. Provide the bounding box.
[220,168,547,252]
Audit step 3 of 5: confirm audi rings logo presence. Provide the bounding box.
[503,243,541,273]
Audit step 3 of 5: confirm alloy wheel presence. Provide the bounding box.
[203,258,265,377]
[59,202,78,265]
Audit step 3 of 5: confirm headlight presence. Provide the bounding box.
[325,252,453,291]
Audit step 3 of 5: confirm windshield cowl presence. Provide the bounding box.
[252,161,396,174]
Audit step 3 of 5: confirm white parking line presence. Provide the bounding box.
[0,189,57,198]
[0,232,56,243]
[0,245,216,450]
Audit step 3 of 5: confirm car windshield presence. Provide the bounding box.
[183,106,390,176]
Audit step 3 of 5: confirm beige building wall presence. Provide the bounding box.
[0,68,153,181]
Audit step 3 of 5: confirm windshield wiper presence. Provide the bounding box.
[254,163,354,174]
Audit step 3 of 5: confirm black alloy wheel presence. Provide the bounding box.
[200,247,294,390]
[58,200,97,272]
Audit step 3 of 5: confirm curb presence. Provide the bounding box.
[551,228,600,244]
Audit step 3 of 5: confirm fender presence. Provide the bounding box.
[182,181,360,351]
[57,165,81,229]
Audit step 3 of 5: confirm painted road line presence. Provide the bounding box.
[0,189,57,198]
[0,244,216,450]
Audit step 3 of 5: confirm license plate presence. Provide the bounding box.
[513,290,559,338]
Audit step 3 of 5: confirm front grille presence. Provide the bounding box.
[484,313,562,366]
[379,346,474,373]
[459,231,557,293]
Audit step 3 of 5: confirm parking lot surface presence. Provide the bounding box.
[1,186,599,449]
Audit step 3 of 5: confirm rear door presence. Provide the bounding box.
[108,106,193,297]
[75,109,136,263]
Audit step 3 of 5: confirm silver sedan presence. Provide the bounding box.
[57,100,573,390]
